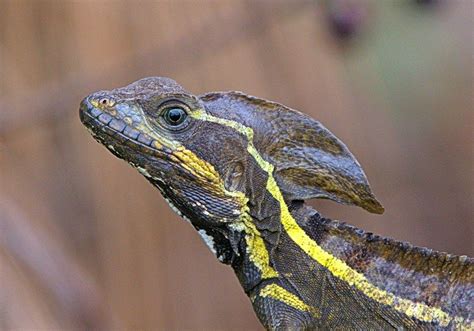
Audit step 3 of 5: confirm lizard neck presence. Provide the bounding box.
[232,201,473,329]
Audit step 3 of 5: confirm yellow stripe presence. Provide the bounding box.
[173,146,225,186]
[258,283,320,317]
[231,217,279,279]
[191,110,471,329]
[172,146,277,280]
[189,111,277,279]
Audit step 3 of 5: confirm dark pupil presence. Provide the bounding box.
[165,107,185,125]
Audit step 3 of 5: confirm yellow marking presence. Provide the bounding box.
[259,283,320,317]
[231,215,279,279]
[172,146,250,202]
[191,110,472,329]
[153,140,162,149]
[90,99,99,108]
[173,146,223,185]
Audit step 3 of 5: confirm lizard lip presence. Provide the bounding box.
[79,96,93,123]
[79,96,168,155]
[79,96,104,127]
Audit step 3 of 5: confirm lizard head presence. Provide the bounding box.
[80,76,383,263]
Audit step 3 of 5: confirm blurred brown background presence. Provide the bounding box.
[0,1,472,330]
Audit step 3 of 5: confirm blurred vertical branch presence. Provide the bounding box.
[0,199,115,330]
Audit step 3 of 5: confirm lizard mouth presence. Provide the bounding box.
[79,97,171,162]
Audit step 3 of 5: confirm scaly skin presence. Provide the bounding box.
[80,77,473,330]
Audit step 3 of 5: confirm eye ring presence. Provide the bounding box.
[160,102,188,126]
[98,97,115,107]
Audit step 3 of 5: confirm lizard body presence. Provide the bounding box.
[80,77,473,330]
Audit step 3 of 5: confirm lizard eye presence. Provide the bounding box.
[99,97,114,107]
[161,104,188,126]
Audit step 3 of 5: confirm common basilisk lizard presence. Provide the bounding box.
[80,77,473,330]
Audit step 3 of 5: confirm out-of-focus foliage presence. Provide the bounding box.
[0,1,472,330]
